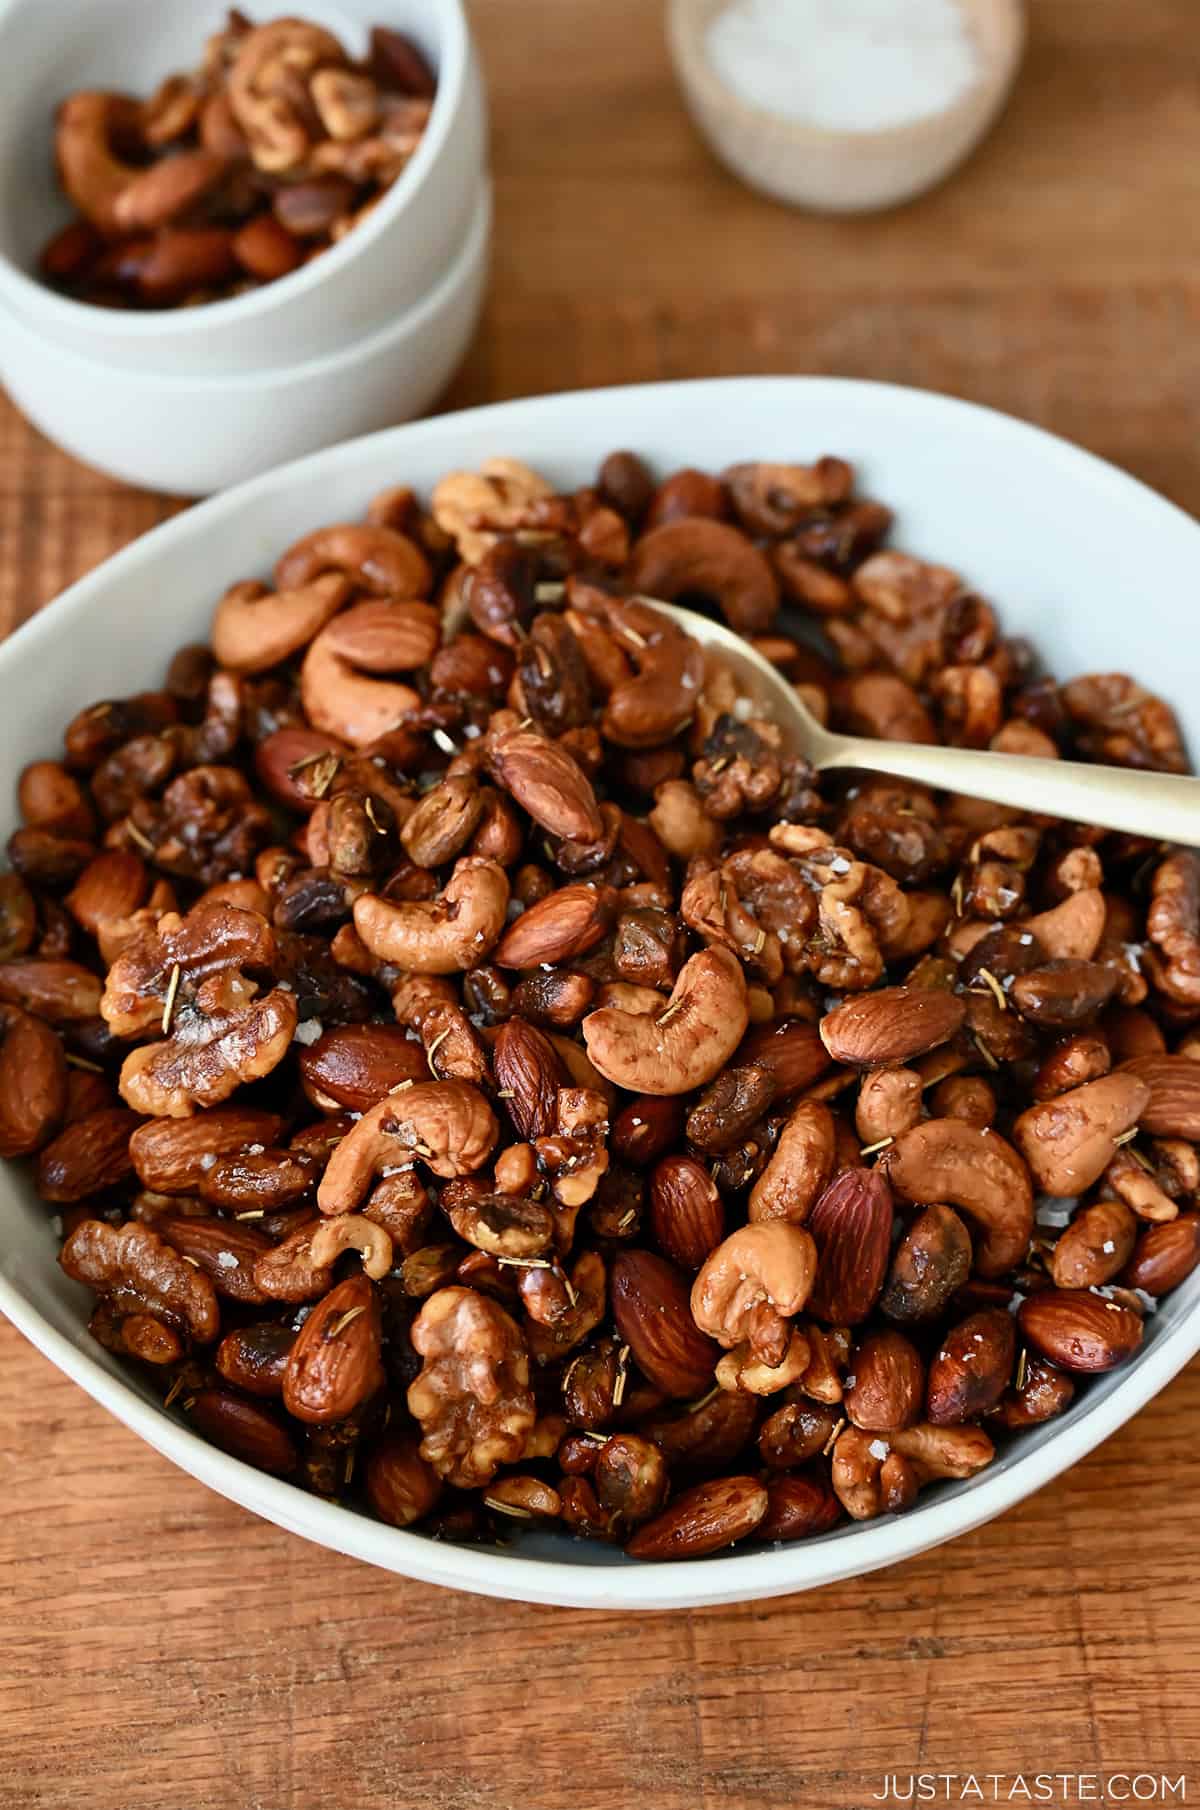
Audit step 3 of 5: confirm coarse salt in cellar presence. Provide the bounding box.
[706,0,981,133]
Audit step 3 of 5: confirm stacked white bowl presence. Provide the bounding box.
[0,0,490,493]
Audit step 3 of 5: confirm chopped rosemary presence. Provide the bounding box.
[974,967,1007,1011]
[822,1415,847,1458]
[859,1135,895,1158]
[161,962,182,1036]
[612,1343,630,1407]
[326,1304,367,1339]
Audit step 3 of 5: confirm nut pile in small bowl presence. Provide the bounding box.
[2,450,1198,1561]
[40,9,435,309]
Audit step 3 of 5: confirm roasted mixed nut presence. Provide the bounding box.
[39,10,436,309]
[4,446,1199,1561]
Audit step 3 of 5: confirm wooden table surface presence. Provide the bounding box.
[3,3,1200,1805]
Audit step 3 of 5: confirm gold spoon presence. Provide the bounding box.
[643,600,1200,846]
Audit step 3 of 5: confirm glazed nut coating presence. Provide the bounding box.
[3,443,1195,1561]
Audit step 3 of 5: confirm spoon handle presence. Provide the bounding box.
[816,734,1200,846]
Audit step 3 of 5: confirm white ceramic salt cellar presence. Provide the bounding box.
[668,0,1026,214]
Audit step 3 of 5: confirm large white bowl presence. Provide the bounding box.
[0,0,486,375]
[0,186,490,495]
[1,378,1198,1610]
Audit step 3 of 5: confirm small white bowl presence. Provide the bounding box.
[668,0,1025,214]
[0,377,1198,1608]
[0,0,486,375]
[0,185,490,494]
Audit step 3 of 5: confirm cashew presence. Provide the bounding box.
[749,1100,835,1224]
[112,147,229,233]
[300,600,441,747]
[582,946,748,1096]
[883,1118,1034,1277]
[855,1068,923,1146]
[54,93,142,236]
[832,1421,993,1520]
[716,1328,811,1396]
[840,672,936,744]
[318,1080,499,1209]
[1022,889,1106,961]
[648,780,720,861]
[212,574,349,674]
[893,1422,995,1485]
[545,1032,616,1108]
[692,1223,817,1385]
[1102,1146,1178,1224]
[308,1213,394,1280]
[593,982,664,1016]
[927,1074,996,1129]
[275,523,431,599]
[353,857,509,975]
[1013,1071,1150,1197]
[431,460,556,565]
[626,517,780,634]
[228,19,346,173]
[447,1193,555,1258]
[583,597,705,749]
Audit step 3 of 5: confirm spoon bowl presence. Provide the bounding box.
[643,597,1200,847]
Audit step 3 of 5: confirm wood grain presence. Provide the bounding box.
[2,2,1199,1804]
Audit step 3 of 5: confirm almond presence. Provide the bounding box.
[610,1093,684,1166]
[625,1474,768,1559]
[0,1004,67,1158]
[0,872,36,961]
[843,1328,923,1431]
[926,1309,1015,1424]
[158,1215,273,1304]
[738,1017,832,1098]
[611,1248,719,1398]
[253,727,346,812]
[18,758,94,835]
[1119,1055,1200,1139]
[641,1387,760,1467]
[649,1154,725,1270]
[488,725,604,843]
[215,1322,297,1397]
[365,1433,442,1527]
[129,1108,285,1194]
[820,985,966,1067]
[186,1388,297,1477]
[494,882,616,969]
[321,598,441,671]
[0,958,102,1023]
[1014,1072,1150,1197]
[1049,1198,1137,1290]
[65,851,148,934]
[401,775,485,868]
[758,1470,843,1543]
[807,1167,894,1325]
[297,1022,427,1112]
[1123,1214,1200,1296]
[1017,1288,1144,1373]
[429,634,513,698]
[35,1107,141,1203]
[283,1273,385,1424]
[493,1017,567,1140]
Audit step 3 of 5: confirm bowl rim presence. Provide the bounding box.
[0,182,492,391]
[667,0,1026,148]
[0,0,471,340]
[1,373,1198,1610]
